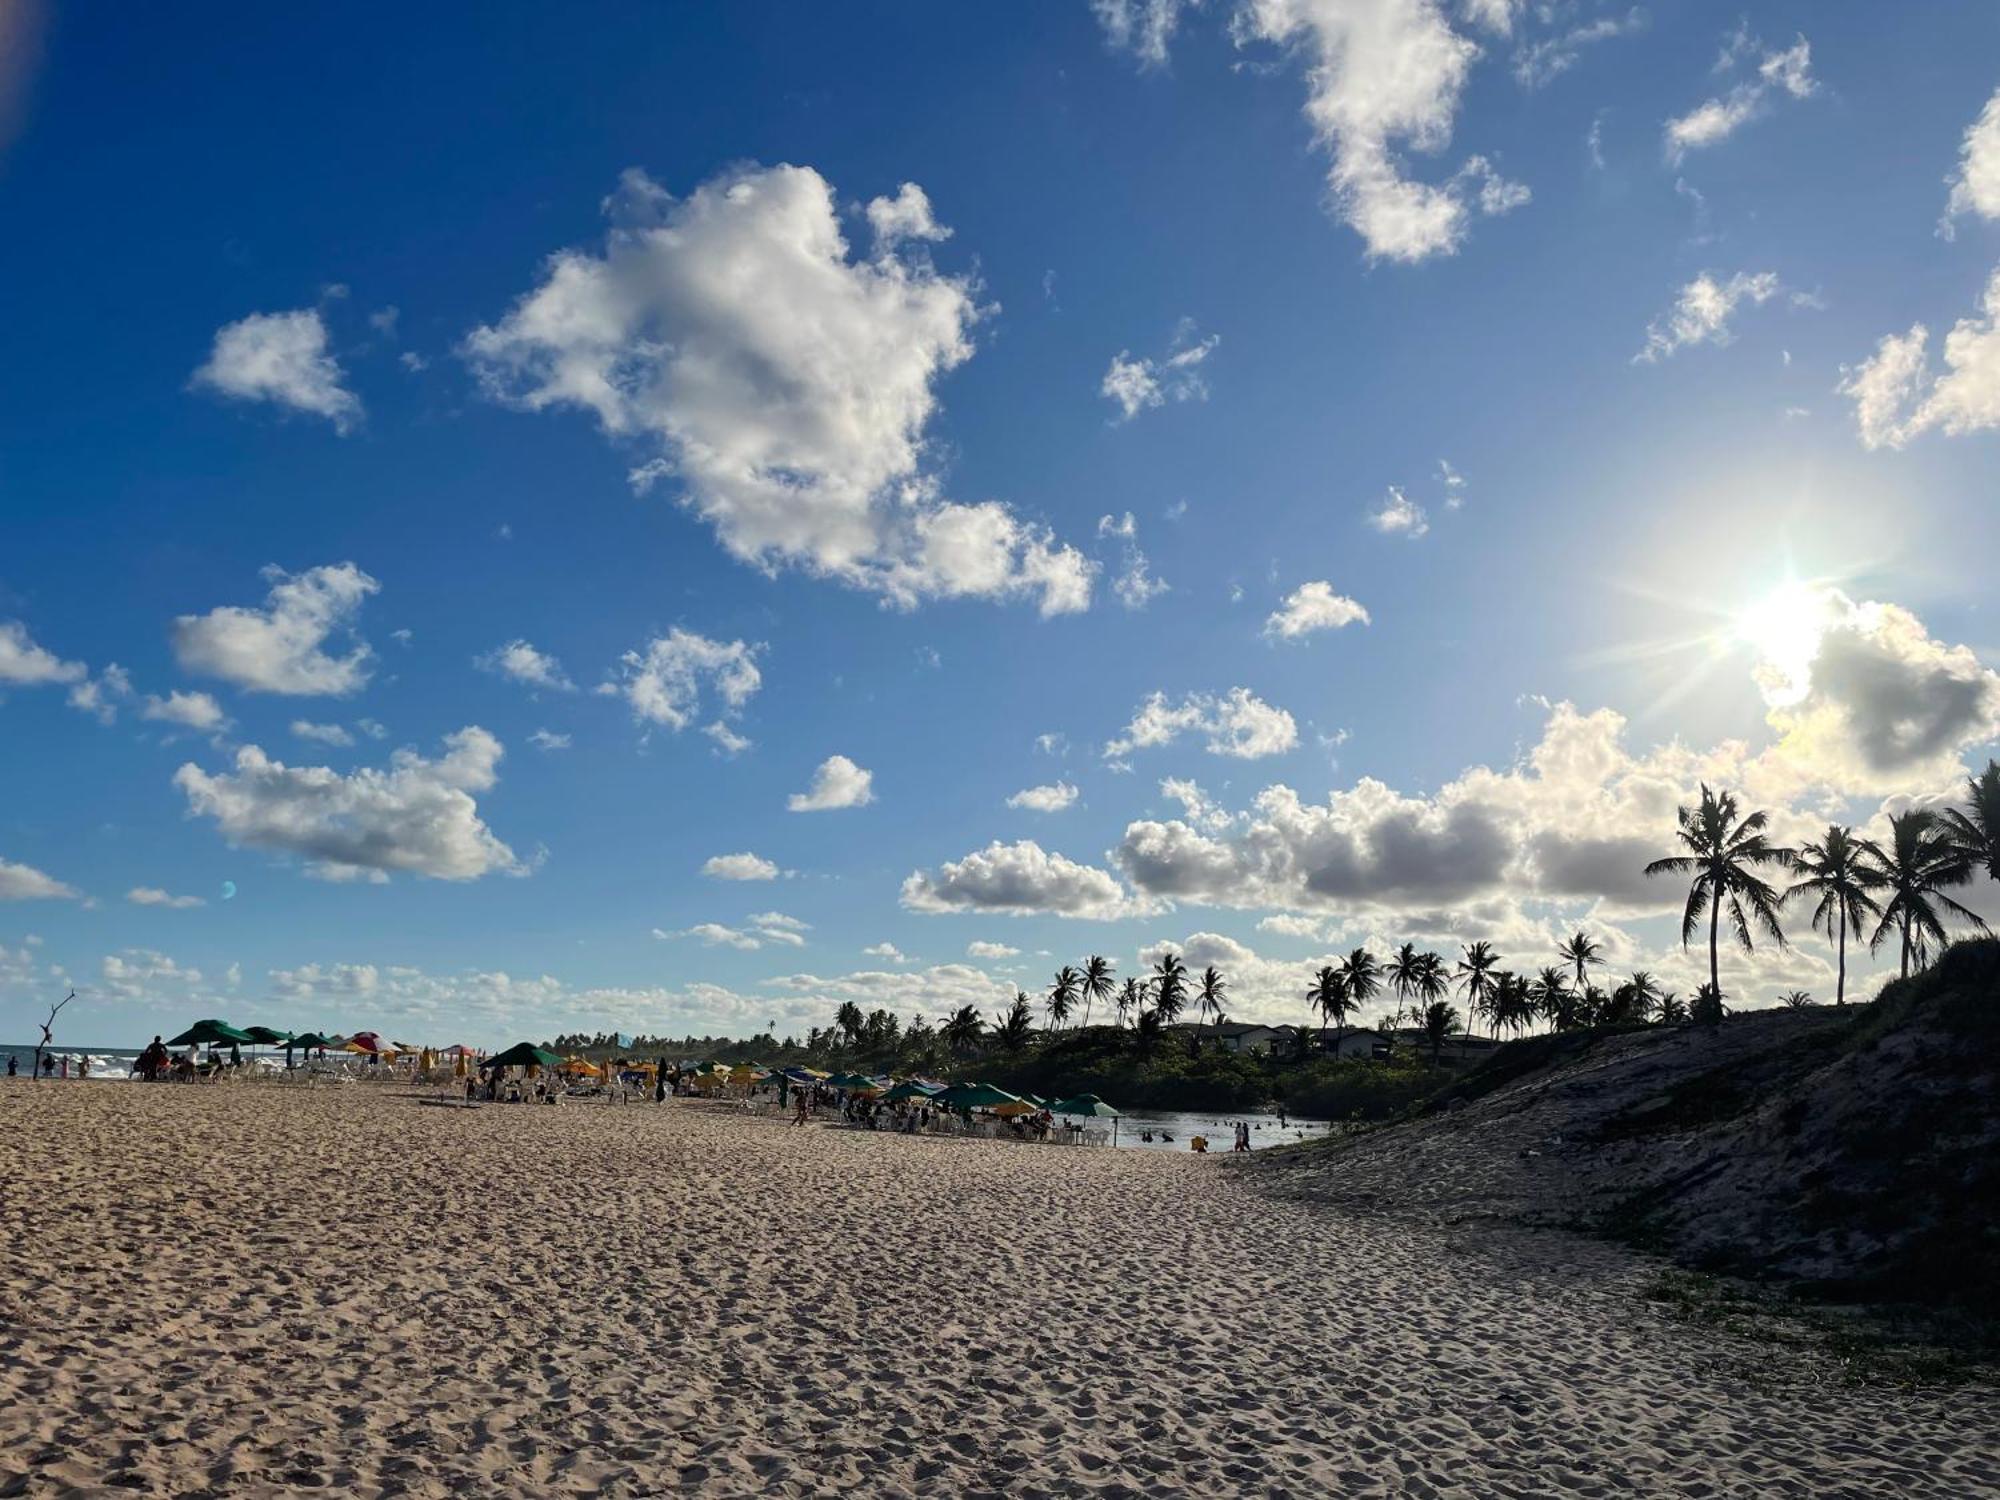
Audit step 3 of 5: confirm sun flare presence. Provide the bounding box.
[1732,579,1840,707]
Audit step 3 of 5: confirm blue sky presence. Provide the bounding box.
[5,1,2000,1045]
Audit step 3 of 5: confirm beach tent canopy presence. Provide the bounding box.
[441,1044,478,1057]
[289,1032,336,1050]
[935,1082,1022,1110]
[1050,1094,1121,1117]
[990,1100,1040,1117]
[882,1081,939,1102]
[559,1059,601,1075]
[166,1019,256,1047]
[480,1042,562,1070]
[242,1026,292,1045]
[827,1071,879,1089]
[346,1031,383,1054]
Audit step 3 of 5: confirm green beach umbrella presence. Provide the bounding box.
[882,1081,939,1102]
[1048,1093,1120,1117]
[935,1082,1022,1110]
[480,1041,563,1070]
[166,1019,256,1047]
[242,1026,292,1045]
[288,1032,335,1051]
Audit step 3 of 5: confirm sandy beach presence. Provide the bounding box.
[1,1082,1993,1499]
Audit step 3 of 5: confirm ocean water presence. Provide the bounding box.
[0,1044,142,1078]
[1107,1109,1337,1152]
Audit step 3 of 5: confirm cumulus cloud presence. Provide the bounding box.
[141,690,228,733]
[1104,687,1298,761]
[291,720,354,746]
[1235,0,1500,262]
[127,887,205,909]
[902,839,1149,919]
[788,754,875,812]
[966,939,1021,959]
[1635,271,1781,363]
[173,727,522,883]
[1100,321,1218,421]
[600,629,761,732]
[1367,487,1429,538]
[465,163,1091,615]
[861,941,908,962]
[476,639,574,693]
[1097,511,1170,609]
[1664,32,1815,164]
[1840,265,2000,448]
[659,913,807,951]
[1265,581,1370,639]
[1943,87,2000,237]
[66,666,132,725]
[171,563,378,696]
[0,856,78,901]
[529,729,572,752]
[1007,780,1079,813]
[100,948,206,1001]
[702,851,779,881]
[0,621,85,687]
[192,309,360,431]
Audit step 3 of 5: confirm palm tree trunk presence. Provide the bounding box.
[1708,889,1721,999]
[1836,905,1846,1005]
[1900,912,1912,979]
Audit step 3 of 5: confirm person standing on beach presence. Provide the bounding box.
[6,1054,16,1076]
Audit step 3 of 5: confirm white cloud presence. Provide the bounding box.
[476,639,575,693]
[127,887,205,909]
[1235,0,1491,262]
[0,621,86,686]
[529,729,572,752]
[1100,321,1218,421]
[171,562,378,696]
[141,690,227,733]
[599,628,762,733]
[660,912,809,951]
[966,939,1021,959]
[100,948,206,1001]
[1265,580,1370,639]
[173,727,522,883]
[1943,87,2000,236]
[67,665,132,725]
[1159,776,1234,832]
[1007,780,1079,812]
[1097,511,1170,609]
[861,941,909,962]
[0,857,78,901]
[901,839,1149,919]
[864,181,951,250]
[1840,265,2000,449]
[1635,271,1781,363]
[702,721,753,756]
[1092,0,1197,67]
[1512,8,1644,90]
[1664,32,1815,164]
[1368,486,1429,537]
[1104,687,1299,761]
[192,309,360,432]
[465,163,1091,615]
[788,754,875,812]
[292,720,354,746]
[701,852,779,881]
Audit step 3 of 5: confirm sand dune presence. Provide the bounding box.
[0,1081,1992,1498]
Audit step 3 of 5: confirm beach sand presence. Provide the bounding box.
[1,1082,1993,1498]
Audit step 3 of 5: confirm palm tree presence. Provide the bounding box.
[1334,948,1382,1023]
[1115,976,1142,1029]
[993,992,1035,1051]
[1454,941,1501,1038]
[1414,951,1449,1006]
[1655,990,1687,1026]
[1645,783,1794,1003]
[1866,808,1987,979]
[1940,759,2000,884]
[1690,981,1726,1026]
[1620,971,1662,1023]
[1779,990,1814,1008]
[1529,966,1577,1031]
[1419,1000,1463,1068]
[1307,965,1354,1048]
[1556,931,1604,998]
[1196,965,1228,1027]
[1385,943,1423,1014]
[1151,951,1189,1027]
[941,1004,984,1056]
[1079,954,1115,1029]
[834,1000,864,1047]
[1785,824,1886,1005]
[1046,965,1080,1030]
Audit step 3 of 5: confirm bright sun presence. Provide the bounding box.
[1732,579,1837,706]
